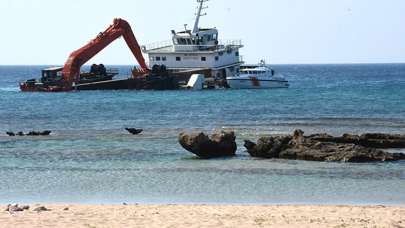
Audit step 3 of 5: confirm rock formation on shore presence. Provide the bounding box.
[244,130,405,162]
[179,131,237,159]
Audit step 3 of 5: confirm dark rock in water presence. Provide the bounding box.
[27,131,40,136]
[245,129,405,163]
[6,131,51,137]
[33,206,50,212]
[27,131,51,136]
[6,132,15,136]
[125,128,143,135]
[5,131,51,137]
[39,131,52,136]
[179,131,237,159]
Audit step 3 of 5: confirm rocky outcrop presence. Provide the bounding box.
[245,130,405,163]
[309,133,405,149]
[179,131,237,159]
[244,135,292,158]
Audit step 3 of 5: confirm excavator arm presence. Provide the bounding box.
[62,18,149,88]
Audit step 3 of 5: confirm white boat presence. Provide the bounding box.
[226,61,289,89]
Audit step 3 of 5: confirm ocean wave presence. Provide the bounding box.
[0,87,19,92]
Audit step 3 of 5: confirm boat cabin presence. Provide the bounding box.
[41,67,63,82]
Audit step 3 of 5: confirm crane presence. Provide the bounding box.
[61,18,149,90]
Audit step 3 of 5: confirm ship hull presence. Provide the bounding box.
[226,78,289,89]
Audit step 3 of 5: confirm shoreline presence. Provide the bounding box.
[1,204,404,227]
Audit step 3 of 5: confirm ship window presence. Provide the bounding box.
[178,38,187,45]
[162,56,167,61]
[215,56,219,61]
[156,56,161,61]
[201,57,206,61]
[176,57,181,61]
[186,39,192,45]
[219,51,224,56]
[235,51,239,56]
[149,56,155,61]
[213,34,217,40]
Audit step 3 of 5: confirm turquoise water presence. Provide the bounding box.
[0,64,405,204]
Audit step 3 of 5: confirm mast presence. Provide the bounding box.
[192,0,208,34]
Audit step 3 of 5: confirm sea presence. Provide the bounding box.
[0,64,405,205]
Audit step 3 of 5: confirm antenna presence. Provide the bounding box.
[192,0,209,34]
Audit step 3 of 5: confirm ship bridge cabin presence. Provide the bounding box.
[141,0,244,80]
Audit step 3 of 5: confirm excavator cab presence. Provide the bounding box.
[41,67,63,84]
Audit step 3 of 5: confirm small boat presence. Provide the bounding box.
[226,60,289,89]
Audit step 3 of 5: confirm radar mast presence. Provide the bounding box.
[192,0,209,34]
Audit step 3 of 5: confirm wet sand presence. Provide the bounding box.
[1,204,404,227]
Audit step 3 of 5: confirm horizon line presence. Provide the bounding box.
[1,62,405,67]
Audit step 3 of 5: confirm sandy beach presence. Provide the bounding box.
[1,204,404,228]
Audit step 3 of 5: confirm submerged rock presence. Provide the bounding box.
[245,129,405,163]
[179,131,237,159]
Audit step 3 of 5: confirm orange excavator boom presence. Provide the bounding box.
[62,18,149,89]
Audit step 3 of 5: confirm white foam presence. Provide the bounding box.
[0,87,19,92]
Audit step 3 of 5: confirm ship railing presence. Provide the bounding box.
[106,68,119,75]
[142,40,173,52]
[220,39,243,47]
[143,39,243,52]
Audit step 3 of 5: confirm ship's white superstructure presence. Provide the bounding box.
[142,0,243,79]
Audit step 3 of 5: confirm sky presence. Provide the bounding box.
[0,0,404,65]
